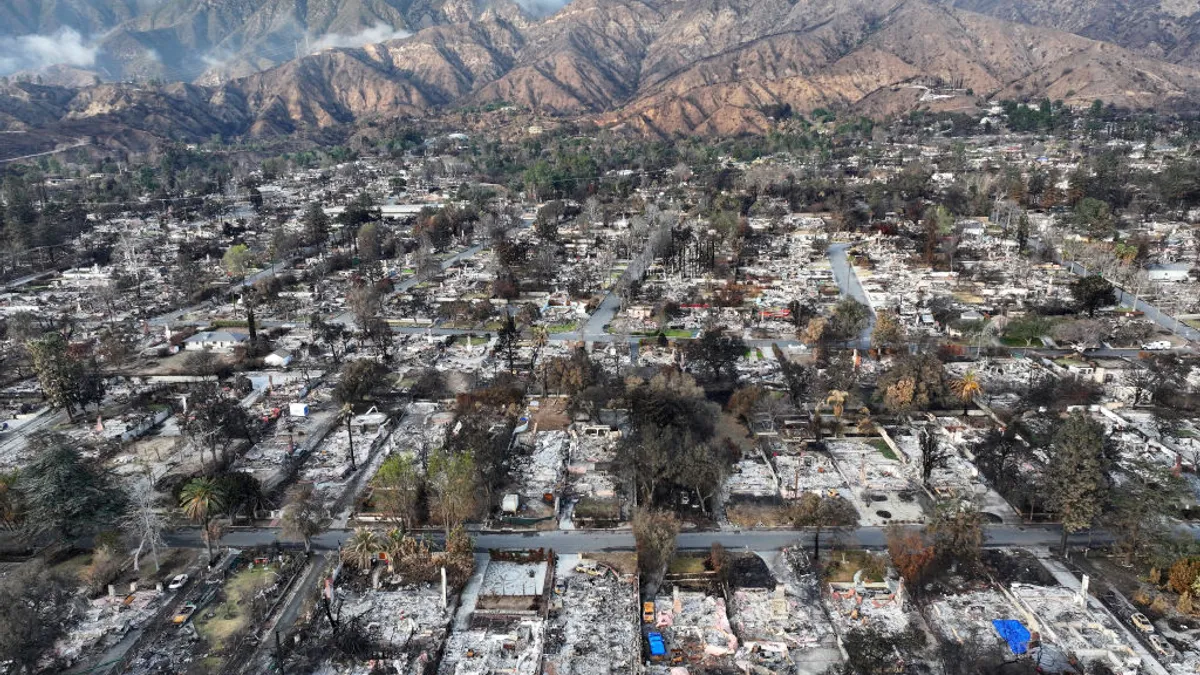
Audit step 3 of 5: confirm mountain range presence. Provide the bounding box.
[2,0,1200,147]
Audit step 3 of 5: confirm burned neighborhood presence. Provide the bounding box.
[0,8,1199,673]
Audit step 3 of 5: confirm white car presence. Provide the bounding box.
[168,574,189,590]
[1142,340,1172,351]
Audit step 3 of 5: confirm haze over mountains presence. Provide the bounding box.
[2,0,1200,142]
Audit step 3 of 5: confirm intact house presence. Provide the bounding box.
[183,330,249,352]
[264,349,294,368]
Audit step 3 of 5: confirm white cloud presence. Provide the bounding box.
[0,27,99,75]
[310,23,411,52]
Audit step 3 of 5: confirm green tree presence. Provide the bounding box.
[338,191,379,234]
[223,243,260,341]
[829,298,870,342]
[684,327,746,382]
[496,314,520,374]
[427,448,477,535]
[1003,316,1054,347]
[373,454,423,528]
[0,563,77,674]
[776,349,815,406]
[303,202,330,247]
[20,433,126,538]
[1070,274,1116,317]
[222,243,254,279]
[1046,412,1108,553]
[215,471,265,521]
[950,370,982,414]
[342,527,381,570]
[26,332,85,421]
[180,477,227,560]
[1016,213,1030,252]
[1073,197,1115,237]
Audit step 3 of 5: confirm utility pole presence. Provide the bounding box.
[274,630,287,675]
[343,404,357,471]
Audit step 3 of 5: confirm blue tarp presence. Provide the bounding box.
[648,633,666,656]
[992,619,1032,654]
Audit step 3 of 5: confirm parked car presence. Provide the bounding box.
[172,603,197,624]
[1148,634,1172,657]
[168,574,189,590]
[1142,340,1171,350]
[643,601,656,623]
[1130,612,1154,633]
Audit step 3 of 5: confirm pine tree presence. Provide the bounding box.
[1046,412,1108,553]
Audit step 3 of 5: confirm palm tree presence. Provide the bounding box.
[342,527,381,570]
[950,371,983,415]
[180,477,227,560]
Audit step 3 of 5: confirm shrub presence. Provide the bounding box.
[1168,558,1200,595]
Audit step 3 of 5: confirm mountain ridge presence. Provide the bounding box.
[2,0,1200,147]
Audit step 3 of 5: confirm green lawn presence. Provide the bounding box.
[867,438,898,461]
[634,328,694,338]
[194,565,279,656]
[544,322,580,333]
[1000,336,1043,347]
[667,554,708,575]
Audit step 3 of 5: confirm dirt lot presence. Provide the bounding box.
[727,503,790,528]
[532,397,570,431]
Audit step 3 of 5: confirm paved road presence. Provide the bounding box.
[270,551,329,636]
[0,139,90,164]
[827,242,875,350]
[576,289,622,342]
[1063,260,1199,343]
[166,523,1150,555]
